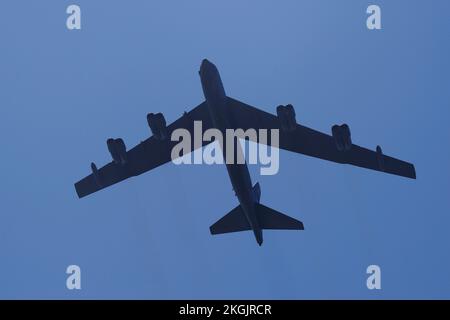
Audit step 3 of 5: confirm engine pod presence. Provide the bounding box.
[107,138,120,164]
[107,138,127,165]
[147,112,168,140]
[285,104,297,131]
[332,125,344,151]
[277,105,297,132]
[340,124,352,151]
[115,138,128,165]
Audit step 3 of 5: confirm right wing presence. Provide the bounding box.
[227,97,416,179]
[75,101,212,198]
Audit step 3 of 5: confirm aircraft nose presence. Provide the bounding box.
[199,59,210,73]
[199,59,219,81]
[201,59,210,67]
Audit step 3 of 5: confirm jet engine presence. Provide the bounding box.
[147,112,168,140]
[340,124,352,150]
[276,104,297,132]
[332,124,352,151]
[107,138,128,165]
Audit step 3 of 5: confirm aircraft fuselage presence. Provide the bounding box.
[199,59,263,245]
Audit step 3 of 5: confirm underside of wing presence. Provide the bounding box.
[74,101,213,198]
[227,97,416,179]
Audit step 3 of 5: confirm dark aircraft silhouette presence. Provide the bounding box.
[75,59,416,246]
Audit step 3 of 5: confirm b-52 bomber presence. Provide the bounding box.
[75,59,416,246]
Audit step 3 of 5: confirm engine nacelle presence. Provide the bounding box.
[276,104,297,132]
[376,145,385,171]
[341,124,352,150]
[147,112,168,140]
[107,138,128,165]
[332,124,352,151]
[332,125,344,151]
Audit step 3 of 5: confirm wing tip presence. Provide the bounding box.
[298,221,305,230]
[74,181,85,199]
[407,163,417,180]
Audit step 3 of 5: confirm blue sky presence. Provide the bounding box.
[0,1,449,298]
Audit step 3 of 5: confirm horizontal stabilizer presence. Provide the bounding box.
[256,203,304,230]
[210,205,251,235]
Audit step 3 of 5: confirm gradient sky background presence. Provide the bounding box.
[0,1,449,299]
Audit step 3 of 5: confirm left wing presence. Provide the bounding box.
[227,97,416,179]
[75,101,212,198]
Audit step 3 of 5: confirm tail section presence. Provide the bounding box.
[210,205,251,235]
[256,203,304,230]
[209,182,303,245]
[209,202,303,240]
[252,182,261,203]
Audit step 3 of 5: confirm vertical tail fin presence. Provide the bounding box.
[252,182,261,203]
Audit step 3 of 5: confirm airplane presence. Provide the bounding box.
[74,59,416,246]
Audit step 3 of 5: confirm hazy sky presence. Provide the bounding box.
[0,1,449,298]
